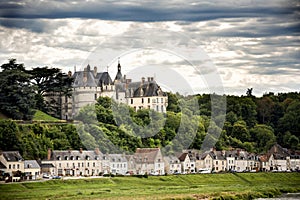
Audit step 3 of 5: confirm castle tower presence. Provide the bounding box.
[114,58,123,83]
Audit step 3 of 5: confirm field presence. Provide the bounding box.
[0,173,300,200]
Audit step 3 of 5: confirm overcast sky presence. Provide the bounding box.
[0,0,299,96]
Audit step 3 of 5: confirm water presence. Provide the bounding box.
[256,193,300,200]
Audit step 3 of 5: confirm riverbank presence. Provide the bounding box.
[0,172,299,200]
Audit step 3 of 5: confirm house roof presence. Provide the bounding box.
[25,160,40,169]
[47,149,103,161]
[133,81,166,97]
[178,153,189,162]
[41,163,55,168]
[164,155,180,164]
[0,161,6,169]
[108,154,127,162]
[1,151,23,162]
[134,148,161,163]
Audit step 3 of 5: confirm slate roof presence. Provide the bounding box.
[134,148,161,163]
[0,161,6,169]
[114,62,123,82]
[73,70,97,87]
[96,72,113,86]
[47,149,103,161]
[41,163,55,168]
[164,155,180,164]
[73,64,113,87]
[108,154,127,163]
[133,81,166,97]
[25,160,40,169]
[1,151,23,162]
[178,153,189,162]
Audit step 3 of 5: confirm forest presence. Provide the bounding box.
[0,59,299,159]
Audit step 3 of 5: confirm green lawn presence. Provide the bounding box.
[32,110,60,121]
[1,173,300,200]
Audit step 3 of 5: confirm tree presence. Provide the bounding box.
[29,67,73,118]
[0,59,36,120]
[231,120,250,142]
[257,96,274,124]
[278,100,300,137]
[0,120,20,150]
[250,124,276,152]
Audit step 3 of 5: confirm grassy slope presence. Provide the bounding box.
[32,110,59,121]
[0,173,300,200]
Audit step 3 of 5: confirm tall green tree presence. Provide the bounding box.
[29,67,73,118]
[0,59,36,120]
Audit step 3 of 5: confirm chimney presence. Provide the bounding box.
[80,148,83,154]
[47,148,52,160]
[142,77,145,84]
[68,71,72,77]
[147,77,151,82]
[94,66,97,76]
[95,148,100,155]
[150,77,154,81]
[221,150,225,157]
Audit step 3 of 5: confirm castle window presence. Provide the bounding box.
[148,98,150,103]
[142,98,144,103]
[161,105,164,112]
[156,105,159,111]
[95,93,97,100]
[131,99,133,104]
[161,98,163,103]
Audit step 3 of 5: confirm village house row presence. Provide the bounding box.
[1,144,299,180]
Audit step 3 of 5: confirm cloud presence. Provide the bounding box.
[0,0,299,96]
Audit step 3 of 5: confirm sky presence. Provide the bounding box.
[0,0,299,96]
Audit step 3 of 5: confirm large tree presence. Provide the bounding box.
[0,59,36,120]
[29,67,73,118]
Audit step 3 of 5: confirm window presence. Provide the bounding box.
[87,163,89,167]
[148,98,150,103]
[161,98,163,103]
[82,162,84,167]
[78,163,80,167]
[93,162,95,167]
[9,164,11,169]
[17,164,19,169]
[216,167,218,171]
[95,93,97,100]
[156,105,159,111]
[161,105,164,112]
[12,164,15,169]
[59,163,61,167]
[67,163,69,167]
[216,161,218,165]
[131,99,133,104]
[142,98,144,103]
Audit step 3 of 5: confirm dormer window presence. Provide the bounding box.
[76,156,80,160]
[57,156,61,160]
[65,156,68,160]
[86,156,90,160]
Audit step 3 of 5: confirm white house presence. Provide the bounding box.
[134,148,165,175]
[109,154,128,175]
[178,153,195,173]
[0,151,24,176]
[42,148,102,176]
[24,160,41,180]
[164,155,182,174]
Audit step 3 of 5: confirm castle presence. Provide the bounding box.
[61,61,168,120]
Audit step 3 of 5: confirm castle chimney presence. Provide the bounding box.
[68,71,72,77]
[80,148,83,154]
[150,77,154,81]
[147,77,151,82]
[94,66,97,76]
[142,77,145,84]
[47,148,52,160]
